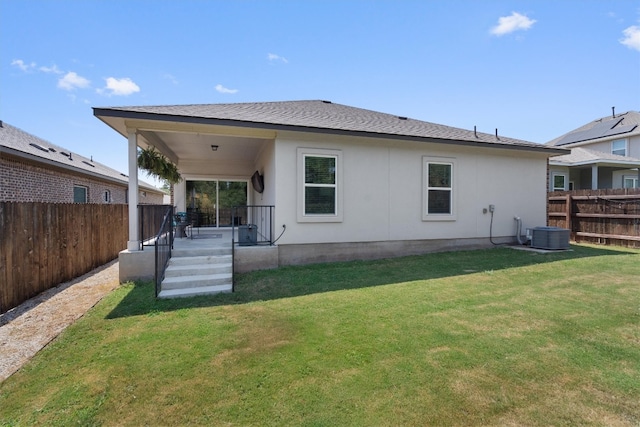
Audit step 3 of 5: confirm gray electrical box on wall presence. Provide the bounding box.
[530,227,570,250]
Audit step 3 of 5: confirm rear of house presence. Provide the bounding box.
[94,100,566,276]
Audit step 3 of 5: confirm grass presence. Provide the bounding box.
[1,244,639,426]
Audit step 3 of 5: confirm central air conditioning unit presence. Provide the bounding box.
[530,226,570,250]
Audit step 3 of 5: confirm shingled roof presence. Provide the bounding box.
[547,111,640,147]
[94,100,566,154]
[549,147,640,166]
[0,121,159,191]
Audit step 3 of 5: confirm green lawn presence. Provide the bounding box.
[1,244,639,426]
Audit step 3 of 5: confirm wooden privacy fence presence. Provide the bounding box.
[548,188,640,248]
[0,202,128,314]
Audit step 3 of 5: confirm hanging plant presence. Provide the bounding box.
[137,146,182,184]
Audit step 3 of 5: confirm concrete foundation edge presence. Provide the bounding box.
[277,237,514,267]
[119,249,155,282]
[234,245,279,273]
[234,237,514,274]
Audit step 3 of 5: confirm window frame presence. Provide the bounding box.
[611,139,627,157]
[623,175,638,189]
[422,156,456,221]
[73,185,88,203]
[297,147,343,223]
[552,172,567,191]
[103,190,111,203]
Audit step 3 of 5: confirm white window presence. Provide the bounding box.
[623,176,638,188]
[297,148,343,222]
[611,139,627,156]
[73,185,88,203]
[103,190,111,203]
[423,157,456,220]
[552,173,567,191]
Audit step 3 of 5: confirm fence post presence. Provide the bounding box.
[565,194,572,232]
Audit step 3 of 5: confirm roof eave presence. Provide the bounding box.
[1,145,160,192]
[549,159,640,167]
[93,107,567,156]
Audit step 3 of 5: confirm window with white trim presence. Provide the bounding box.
[73,185,88,203]
[423,157,456,220]
[623,176,638,188]
[297,148,343,222]
[103,190,111,203]
[611,139,627,156]
[552,173,567,191]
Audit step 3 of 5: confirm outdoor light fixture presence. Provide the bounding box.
[211,145,219,151]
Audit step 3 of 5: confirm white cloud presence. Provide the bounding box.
[268,53,288,63]
[620,26,640,51]
[11,59,36,72]
[215,84,238,94]
[490,12,536,36]
[39,64,63,74]
[58,71,91,90]
[99,77,140,96]
[162,73,179,84]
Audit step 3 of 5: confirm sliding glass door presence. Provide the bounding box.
[185,180,247,227]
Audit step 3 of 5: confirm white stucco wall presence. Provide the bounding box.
[273,132,549,246]
[252,140,276,206]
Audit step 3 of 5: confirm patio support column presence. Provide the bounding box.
[127,130,140,251]
[591,164,599,190]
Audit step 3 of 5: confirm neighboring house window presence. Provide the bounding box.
[103,190,111,203]
[423,157,456,220]
[552,173,567,191]
[623,176,638,188]
[73,185,88,203]
[611,139,627,156]
[297,148,343,222]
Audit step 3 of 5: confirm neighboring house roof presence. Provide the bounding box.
[94,100,566,155]
[0,121,160,192]
[547,111,640,147]
[549,147,640,167]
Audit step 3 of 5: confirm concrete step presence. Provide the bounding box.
[167,254,231,266]
[164,262,232,278]
[157,283,233,299]
[172,247,232,258]
[161,272,232,290]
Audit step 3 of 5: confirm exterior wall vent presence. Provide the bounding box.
[531,227,570,250]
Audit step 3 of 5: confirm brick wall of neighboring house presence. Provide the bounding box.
[0,156,163,204]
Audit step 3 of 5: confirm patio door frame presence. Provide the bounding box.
[185,177,250,228]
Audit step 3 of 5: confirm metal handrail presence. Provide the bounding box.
[154,206,174,298]
[231,205,275,247]
[139,204,173,250]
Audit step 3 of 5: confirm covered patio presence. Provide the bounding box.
[93,106,278,285]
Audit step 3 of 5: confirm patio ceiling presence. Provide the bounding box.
[139,130,270,166]
[94,112,275,167]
